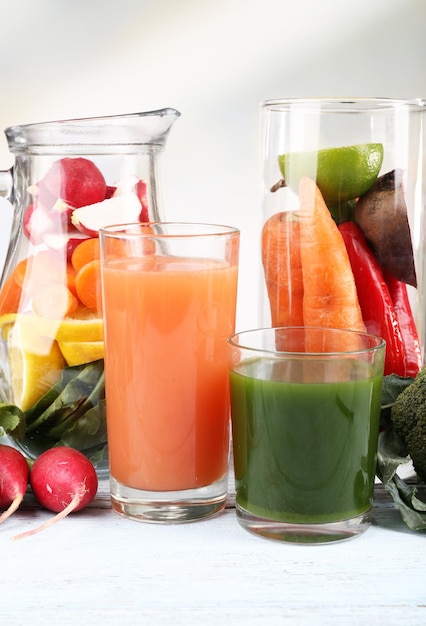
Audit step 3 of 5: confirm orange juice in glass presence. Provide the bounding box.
[100,222,239,522]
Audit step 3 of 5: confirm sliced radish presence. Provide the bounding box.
[113,176,149,221]
[71,192,142,236]
[112,175,139,195]
[50,198,75,225]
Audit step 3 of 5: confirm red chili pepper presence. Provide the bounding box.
[382,270,422,378]
[338,221,406,377]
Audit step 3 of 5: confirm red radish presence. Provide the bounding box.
[23,203,52,244]
[135,179,149,222]
[71,192,142,236]
[66,232,91,260]
[12,447,98,540]
[28,181,57,210]
[0,444,30,524]
[38,157,107,209]
[105,185,117,199]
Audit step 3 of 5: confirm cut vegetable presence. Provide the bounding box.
[71,238,100,272]
[32,284,79,319]
[383,270,422,378]
[338,221,406,376]
[71,193,141,237]
[48,310,104,342]
[278,143,384,207]
[75,260,102,311]
[354,169,417,287]
[298,177,366,343]
[0,444,29,524]
[0,271,25,316]
[59,340,104,366]
[37,157,107,209]
[12,447,98,540]
[261,211,304,326]
[6,317,66,410]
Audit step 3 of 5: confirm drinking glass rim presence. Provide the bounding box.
[99,221,240,239]
[261,97,425,113]
[228,326,386,357]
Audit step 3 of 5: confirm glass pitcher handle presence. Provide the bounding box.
[0,168,12,199]
[0,169,14,277]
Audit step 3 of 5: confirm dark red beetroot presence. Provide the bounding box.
[13,447,98,540]
[0,444,30,524]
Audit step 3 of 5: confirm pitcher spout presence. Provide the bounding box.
[4,108,181,154]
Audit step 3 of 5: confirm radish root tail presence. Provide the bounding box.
[11,492,82,541]
[0,495,24,524]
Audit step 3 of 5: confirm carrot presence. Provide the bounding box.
[261,212,304,326]
[66,263,78,298]
[75,259,102,312]
[16,251,65,294]
[103,224,156,259]
[71,237,100,272]
[298,176,365,341]
[11,258,28,288]
[0,271,25,315]
[32,284,79,319]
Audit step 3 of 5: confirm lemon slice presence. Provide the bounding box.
[54,315,104,343]
[1,313,57,355]
[0,312,18,340]
[278,143,384,206]
[6,322,66,411]
[58,340,104,366]
[0,309,103,345]
[23,308,104,343]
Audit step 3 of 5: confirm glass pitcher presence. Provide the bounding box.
[260,98,425,379]
[0,108,180,475]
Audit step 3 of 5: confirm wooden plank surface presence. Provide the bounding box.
[1,475,425,625]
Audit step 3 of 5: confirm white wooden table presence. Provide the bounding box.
[1,474,425,626]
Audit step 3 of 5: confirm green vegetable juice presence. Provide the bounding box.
[230,357,383,524]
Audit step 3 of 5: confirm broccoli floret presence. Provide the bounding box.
[391,365,426,482]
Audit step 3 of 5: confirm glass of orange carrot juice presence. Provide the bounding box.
[99,222,240,522]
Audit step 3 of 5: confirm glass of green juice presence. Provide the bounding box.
[228,326,385,544]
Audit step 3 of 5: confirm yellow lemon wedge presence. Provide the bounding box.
[58,340,104,367]
[278,143,384,207]
[0,312,19,340]
[14,308,105,343]
[52,308,104,342]
[6,321,66,411]
[1,313,56,355]
[0,309,104,344]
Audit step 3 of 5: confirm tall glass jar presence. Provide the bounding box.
[260,98,425,379]
[0,109,180,475]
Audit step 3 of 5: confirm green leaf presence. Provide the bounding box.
[380,374,414,429]
[7,360,107,459]
[0,403,26,440]
[24,364,84,425]
[382,475,426,531]
[377,428,426,531]
[26,360,104,434]
[58,399,107,450]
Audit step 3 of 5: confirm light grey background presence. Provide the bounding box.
[0,0,424,330]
